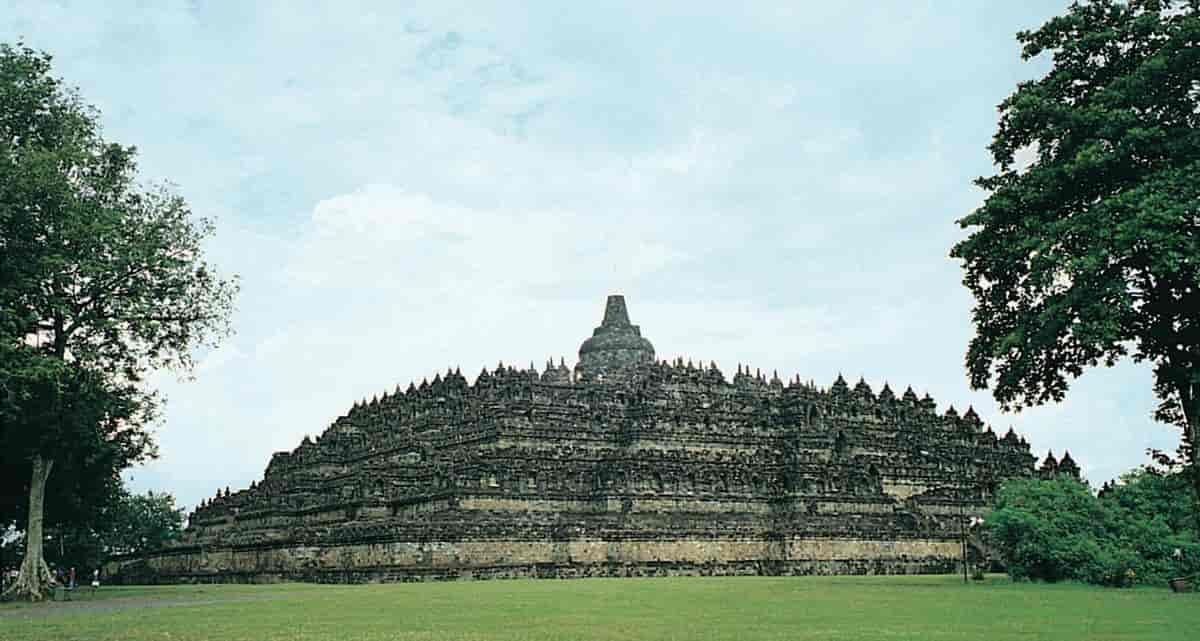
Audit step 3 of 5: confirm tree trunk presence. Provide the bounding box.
[1186,401,1199,533]
[2,455,55,602]
[1181,376,1200,534]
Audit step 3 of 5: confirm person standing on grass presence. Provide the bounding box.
[68,567,75,590]
[91,569,99,592]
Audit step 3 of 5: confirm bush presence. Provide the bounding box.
[986,472,1198,587]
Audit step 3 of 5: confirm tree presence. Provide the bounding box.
[103,490,184,557]
[987,475,1198,586]
[1100,466,1196,539]
[0,347,147,577]
[35,488,184,574]
[951,1,1200,509]
[0,43,236,600]
[0,346,150,596]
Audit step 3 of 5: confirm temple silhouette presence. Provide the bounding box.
[109,295,1057,583]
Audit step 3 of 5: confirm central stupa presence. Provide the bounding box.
[576,294,656,380]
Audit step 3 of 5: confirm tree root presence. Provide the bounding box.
[2,558,54,602]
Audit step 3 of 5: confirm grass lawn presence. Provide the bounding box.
[0,575,1194,641]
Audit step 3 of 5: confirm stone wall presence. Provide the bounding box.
[109,297,1039,585]
[107,536,960,584]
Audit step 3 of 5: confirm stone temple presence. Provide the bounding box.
[109,295,1042,583]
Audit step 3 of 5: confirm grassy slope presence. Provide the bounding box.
[1,575,1194,641]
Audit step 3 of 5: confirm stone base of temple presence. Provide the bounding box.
[143,296,1032,589]
[104,537,963,585]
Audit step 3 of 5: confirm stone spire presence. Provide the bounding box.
[576,294,655,381]
[1058,451,1081,479]
[601,294,632,326]
[878,382,895,403]
[1040,450,1059,478]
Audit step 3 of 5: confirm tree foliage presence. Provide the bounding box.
[1100,466,1197,539]
[988,473,1199,586]
[0,42,236,600]
[0,44,235,376]
[43,488,184,573]
[951,1,1200,499]
[102,490,184,557]
[0,345,151,530]
[0,486,183,581]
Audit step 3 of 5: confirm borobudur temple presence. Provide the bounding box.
[108,295,1041,583]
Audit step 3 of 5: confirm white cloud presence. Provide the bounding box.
[287,183,689,294]
[6,1,1173,511]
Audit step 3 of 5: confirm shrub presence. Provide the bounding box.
[986,472,1198,586]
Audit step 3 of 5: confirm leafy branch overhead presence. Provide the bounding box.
[0,41,237,601]
[1,54,236,378]
[951,1,1199,439]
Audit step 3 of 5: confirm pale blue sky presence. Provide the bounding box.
[3,1,1180,511]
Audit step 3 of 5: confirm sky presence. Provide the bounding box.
[1,1,1182,512]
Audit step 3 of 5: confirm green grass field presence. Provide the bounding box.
[1,575,1194,641]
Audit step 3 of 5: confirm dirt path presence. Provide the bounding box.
[0,592,291,620]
